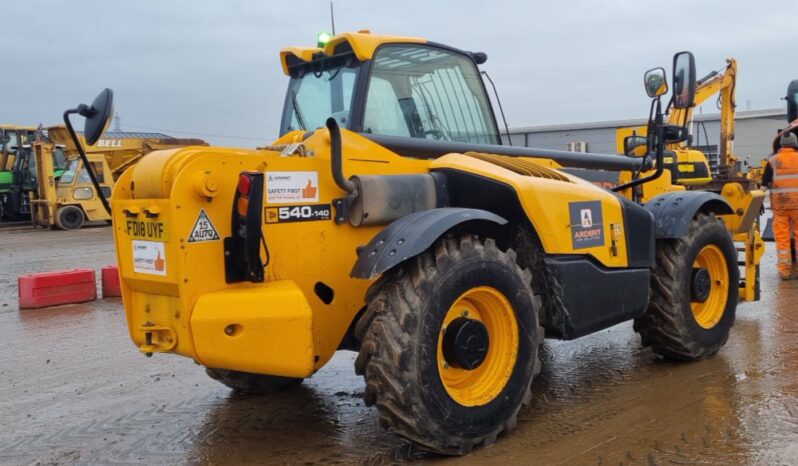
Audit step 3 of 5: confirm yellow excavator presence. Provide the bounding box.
[619,57,764,302]
[617,58,740,186]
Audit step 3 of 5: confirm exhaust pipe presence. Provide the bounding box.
[326,118,356,194]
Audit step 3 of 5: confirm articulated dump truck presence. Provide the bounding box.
[75,32,751,454]
[22,126,207,229]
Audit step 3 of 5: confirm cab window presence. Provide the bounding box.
[284,63,357,132]
[59,159,78,184]
[77,162,104,184]
[363,45,499,145]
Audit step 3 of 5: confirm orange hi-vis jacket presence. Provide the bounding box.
[769,147,798,210]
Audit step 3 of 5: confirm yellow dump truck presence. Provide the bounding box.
[25,126,208,230]
[46,125,207,180]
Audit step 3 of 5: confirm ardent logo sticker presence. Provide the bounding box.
[580,209,593,228]
[266,171,320,204]
[569,201,604,249]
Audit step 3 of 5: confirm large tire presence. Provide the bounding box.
[634,213,738,360]
[355,234,543,455]
[55,205,84,230]
[205,368,303,394]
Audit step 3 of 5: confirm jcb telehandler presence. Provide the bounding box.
[69,33,742,454]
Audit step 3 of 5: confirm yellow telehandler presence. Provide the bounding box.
[70,33,746,454]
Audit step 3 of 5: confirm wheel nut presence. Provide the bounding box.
[462,309,470,317]
[442,361,449,369]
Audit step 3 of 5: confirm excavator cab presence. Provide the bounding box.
[773,80,798,153]
[787,79,798,124]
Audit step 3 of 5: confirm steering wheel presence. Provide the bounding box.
[422,129,444,139]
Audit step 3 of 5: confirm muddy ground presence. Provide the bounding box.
[0,224,796,465]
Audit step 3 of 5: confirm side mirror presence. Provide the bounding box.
[624,135,648,157]
[81,88,114,146]
[644,67,668,98]
[62,88,114,215]
[672,51,696,109]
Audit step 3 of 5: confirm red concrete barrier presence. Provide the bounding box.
[18,269,97,309]
[101,265,122,298]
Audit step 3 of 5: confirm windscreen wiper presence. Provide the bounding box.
[291,90,307,130]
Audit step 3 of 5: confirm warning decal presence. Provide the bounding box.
[568,200,605,249]
[132,240,167,276]
[188,209,220,243]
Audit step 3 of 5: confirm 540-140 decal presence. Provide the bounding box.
[265,204,332,224]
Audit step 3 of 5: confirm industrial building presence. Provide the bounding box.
[505,108,788,171]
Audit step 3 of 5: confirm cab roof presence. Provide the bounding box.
[279,31,426,75]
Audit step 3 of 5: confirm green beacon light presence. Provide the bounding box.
[317,31,333,48]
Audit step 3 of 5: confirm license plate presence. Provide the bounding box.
[124,218,168,241]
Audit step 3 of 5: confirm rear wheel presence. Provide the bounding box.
[205,368,303,394]
[635,213,738,360]
[355,235,542,455]
[55,205,84,230]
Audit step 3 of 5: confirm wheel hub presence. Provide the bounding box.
[691,267,711,303]
[441,317,490,370]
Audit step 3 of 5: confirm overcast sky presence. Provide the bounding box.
[2,0,795,147]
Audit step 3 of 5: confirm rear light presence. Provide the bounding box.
[238,174,252,195]
[236,196,249,217]
[224,171,264,283]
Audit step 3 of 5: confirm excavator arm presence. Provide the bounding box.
[668,59,737,174]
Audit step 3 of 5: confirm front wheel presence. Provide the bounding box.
[635,213,738,360]
[55,205,85,230]
[355,235,542,455]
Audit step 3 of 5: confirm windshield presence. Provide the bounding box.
[364,45,499,145]
[282,64,358,133]
[59,159,79,185]
[53,147,67,171]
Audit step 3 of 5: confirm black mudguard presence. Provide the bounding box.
[644,191,733,239]
[350,207,507,279]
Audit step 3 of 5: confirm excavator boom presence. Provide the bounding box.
[668,59,737,173]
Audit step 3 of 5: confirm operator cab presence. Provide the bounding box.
[58,156,113,199]
[773,79,798,153]
[279,33,501,146]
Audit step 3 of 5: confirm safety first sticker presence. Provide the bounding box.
[569,201,605,249]
[188,209,220,243]
[266,171,319,204]
[132,240,167,276]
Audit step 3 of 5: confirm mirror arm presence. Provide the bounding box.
[612,99,665,195]
[63,108,111,214]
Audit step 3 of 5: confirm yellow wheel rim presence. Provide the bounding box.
[436,286,518,407]
[691,245,729,329]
